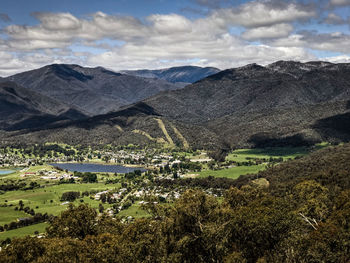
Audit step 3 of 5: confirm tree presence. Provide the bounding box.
[293,180,330,221]
[82,173,97,183]
[46,204,98,239]
[18,200,24,210]
[60,191,80,202]
[0,237,45,263]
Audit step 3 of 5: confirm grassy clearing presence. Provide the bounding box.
[226,148,307,162]
[0,223,48,240]
[0,207,28,225]
[226,143,330,162]
[117,202,151,218]
[198,165,265,179]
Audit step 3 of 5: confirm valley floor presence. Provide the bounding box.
[0,142,330,240]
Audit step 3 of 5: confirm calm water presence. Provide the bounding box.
[0,170,15,175]
[50,163,146,174]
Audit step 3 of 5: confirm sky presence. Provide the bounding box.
[0,0,349,76]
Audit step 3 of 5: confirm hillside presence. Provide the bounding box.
[6,64,182,115]
[140,61,350,147]
[0,81,87,131]
[121,66,220,84]
[143,62,350,122]
[2,61,350,149]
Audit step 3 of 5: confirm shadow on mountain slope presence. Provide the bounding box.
[248,133,318,148]
[312,111,350,142]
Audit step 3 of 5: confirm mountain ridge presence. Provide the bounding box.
[121,65,220,84]
[2,61,350,149]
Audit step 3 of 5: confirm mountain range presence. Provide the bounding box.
[5,64,190,115]
[1,61,350,149]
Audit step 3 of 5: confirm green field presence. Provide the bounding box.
[226,148,306,162]
[226,143,330,163]
[198,164,265,179]
[0,183,120,225]
[0,207,28,226]
[0,223,48,240]
[0,181,121,240]
[117,202,151,218]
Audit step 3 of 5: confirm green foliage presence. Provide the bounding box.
[60,191,80,202]
[81,173,98,183]
[46,204,97,239]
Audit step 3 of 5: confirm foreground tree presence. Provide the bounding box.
[46,204,98,239]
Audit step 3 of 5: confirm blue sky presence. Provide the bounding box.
[0,0,349,76]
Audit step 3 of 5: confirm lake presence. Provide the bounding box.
[50,163,146,174]
[0,170,15,175]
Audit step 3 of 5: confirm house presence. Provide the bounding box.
[94,190,109,200]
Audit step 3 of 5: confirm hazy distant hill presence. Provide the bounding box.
[6,64,182,115]
[121,66,220,84]
[3,61,350,149]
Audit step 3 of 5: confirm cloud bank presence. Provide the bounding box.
[0,0,349,76]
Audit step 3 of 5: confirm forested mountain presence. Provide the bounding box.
[121,65,220,84]
[1,61,350,149]
[6,64,182,115]
[144,61,350,122]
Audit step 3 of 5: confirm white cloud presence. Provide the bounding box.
[33,12,81,31]
[242,23,294,40]
[267,31,350,54]
[148,14,192,34]
[213,1,316,28]
[86,34,315,72]
[0,1,347,76]
[2,1,317,52]
[324,54,350,63]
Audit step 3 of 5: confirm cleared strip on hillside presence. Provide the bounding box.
[115,125,123,132]
[155,118,174,146]
[171,124,189,149]
[132,129,166,144]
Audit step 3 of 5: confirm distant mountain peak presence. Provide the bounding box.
[237,63,264,70]
[121,65,220,84]
[44,64,94,82]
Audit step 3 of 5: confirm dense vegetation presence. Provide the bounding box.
[1,143,350,262]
